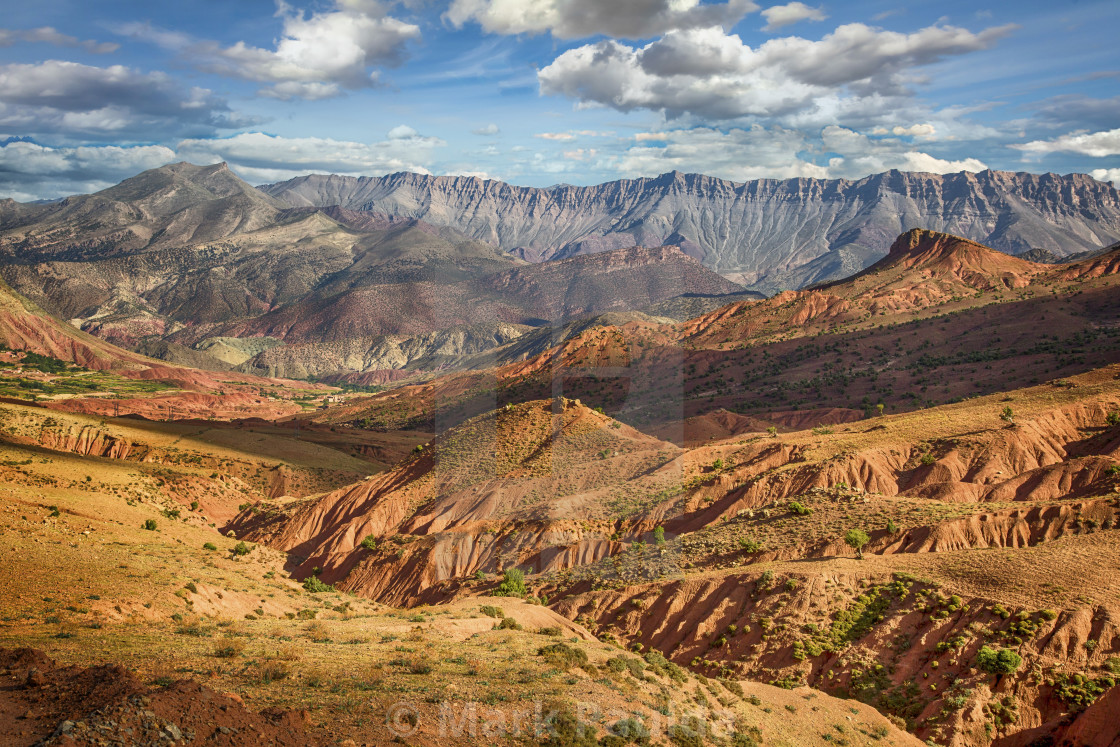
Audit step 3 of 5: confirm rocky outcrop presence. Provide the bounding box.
[36,423,134,460]
[261,169,1120,291]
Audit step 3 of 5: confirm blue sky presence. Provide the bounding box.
[0,0,1117,200]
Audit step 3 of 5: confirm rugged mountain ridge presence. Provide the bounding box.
[0,164,750,379]
[261,169,1120,292]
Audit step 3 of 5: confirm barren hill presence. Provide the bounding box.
[261,168,1120,291]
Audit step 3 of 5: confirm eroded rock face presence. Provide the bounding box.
[261,169,1120,291]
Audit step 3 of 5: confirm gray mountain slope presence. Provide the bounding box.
[261,169,1120,293]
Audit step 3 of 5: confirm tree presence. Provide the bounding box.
[844,528,870,559]
[1000,406,1015,424]
[495,568,527,597]
[653,526,666,545]
[876,403,885,417]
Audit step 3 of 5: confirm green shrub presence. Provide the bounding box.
[496,617,522,630]
[494,568,527,597]
[538,642,589,670]
[303,576,334,593]
[359,535,377,551]
[142,519,157,531]
[738,538,762,553]
[1106,412,1119,427]
[976,646,1022,674]
[233,541,251,556]
[788,501,812,516]
[479,605,505,618]
[654,526,666,545]
[202,542,217,551]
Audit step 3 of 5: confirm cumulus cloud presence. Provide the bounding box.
[0,26,119,53]
[444,0,757,39]
[1090,168,1120,186]
[821,125,986,178]
[120,0,420,99]
[0,140,177,201]
[175,130,445,184]
[0,60,245,142]
[472,123,500,135]
[870,123,936,138]
[615,125,828,181]
[538,22,1014,121]
[1011,128,1120,158]
[760,3,826,32]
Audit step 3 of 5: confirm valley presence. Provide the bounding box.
[0,166,1119,747]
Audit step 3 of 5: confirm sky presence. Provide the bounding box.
[0,0,1118,201]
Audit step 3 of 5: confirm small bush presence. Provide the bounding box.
[142,519,157,531]
[233,541,251,556]
[257,661,291,683]
[976,646,1022,674]
[788,501,812,516]
[407,657,433,675]
[359,535,377,551]
[496,617,522,630]
[212,639,246,658]
[738,538,762,553]
[303,576,334,593]
[538,642,588,670]
[202,542,217,551]
[479,604,505,618]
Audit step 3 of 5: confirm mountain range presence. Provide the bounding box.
[262,168,1120,292]
[0,163,749,379]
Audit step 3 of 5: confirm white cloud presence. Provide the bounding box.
[0,60,244,142]
[1090,168,1120,186]
[535,132,576,141]
[175,130,444,184]
[120,0,420,100]
[445,0,758,39]
[472,123,500,135]
[0,26,118,54]
[538,22,1014,121]
[0,140,177,201]
[614,125,828,181]
[821,125,986,177]
[761,3,826,32]
[871,123,936,138]
[1011,128,1120,158]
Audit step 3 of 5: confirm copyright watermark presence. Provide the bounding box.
[379,698,737,741]
[385,700,420,737]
